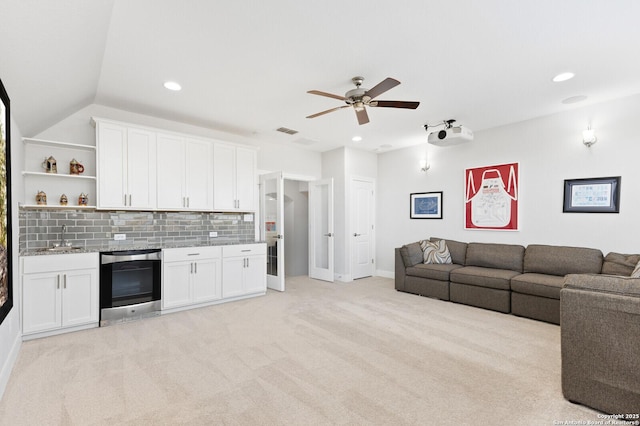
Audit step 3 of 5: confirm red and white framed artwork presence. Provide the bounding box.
[465,162,519,230]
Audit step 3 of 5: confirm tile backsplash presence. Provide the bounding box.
[19,208,256,252]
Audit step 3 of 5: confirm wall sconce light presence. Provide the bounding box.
[582,126,597,147]
[419,159,430,172]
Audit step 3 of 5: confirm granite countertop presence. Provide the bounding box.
[21,239,266,256]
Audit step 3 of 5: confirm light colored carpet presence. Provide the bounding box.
[0,276,598,425]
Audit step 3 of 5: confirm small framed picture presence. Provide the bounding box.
[563,176,621,213]
[410,191,443,219]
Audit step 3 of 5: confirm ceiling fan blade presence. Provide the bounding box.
[306,105,350,119]
[365,77,400,100]
[307,90,346,101]
[355,107,370,125]
[371,100,420,109]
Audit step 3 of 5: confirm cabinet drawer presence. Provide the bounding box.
[22,252,99,274]
[222,243,266,258]
[163,246,221,262]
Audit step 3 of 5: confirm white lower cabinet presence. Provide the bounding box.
[162,246,222,310]
[21,253,99,337]
[222,243,267,298]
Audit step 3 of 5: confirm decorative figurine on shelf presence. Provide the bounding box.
[69,158,84,175]
[78,193,88,206]
[36,190,47,205]
[60,194,68,206]
[41,156,57,173]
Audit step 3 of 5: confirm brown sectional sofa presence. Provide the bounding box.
[396,238,605,324]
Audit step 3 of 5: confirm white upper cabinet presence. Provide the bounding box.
[95,119,157,210]
[213,143,257,212]
[94,118,255,212]
[157,133,213,210]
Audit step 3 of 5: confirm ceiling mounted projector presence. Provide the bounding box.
[426,121,474,146]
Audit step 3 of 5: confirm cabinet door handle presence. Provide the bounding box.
[129,194,132,206]
[124,194,127,206]
[187,197,190,208]
[194,262,197,274]
[190,262,193,274]
[57,274,60,289]
[64,274,67,289]
[247,258,250,268]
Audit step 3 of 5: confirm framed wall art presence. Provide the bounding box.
[563,176,621,213]
[0,77,13,326]
[465,162,519,230]
[410,191,443,219]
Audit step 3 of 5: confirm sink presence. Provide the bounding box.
[35,246,83,253]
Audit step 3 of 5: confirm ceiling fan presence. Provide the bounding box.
[306,76,420,125]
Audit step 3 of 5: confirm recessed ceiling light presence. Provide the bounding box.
[163,81,182,91]
[352,136,362,142]
[552,72,575,83]
[561,95,588,104]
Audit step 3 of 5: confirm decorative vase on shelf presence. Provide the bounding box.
[78,193,88,206]
[41,156,57,173]
[60,194,68,206]
[69,158,84,175]
[36,190,47,205]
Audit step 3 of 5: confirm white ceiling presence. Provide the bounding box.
[2,0,640,153]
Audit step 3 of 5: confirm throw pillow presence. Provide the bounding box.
[420,239,452,264]
[632,260,640,278]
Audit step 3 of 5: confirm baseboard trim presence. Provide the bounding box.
[0,329,21,401]
[376,269,394,279]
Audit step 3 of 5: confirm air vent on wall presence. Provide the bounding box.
[276,127,299,135]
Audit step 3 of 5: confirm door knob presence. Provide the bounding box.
[323,233,333,237]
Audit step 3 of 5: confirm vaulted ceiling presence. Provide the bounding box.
[2,0,640,152]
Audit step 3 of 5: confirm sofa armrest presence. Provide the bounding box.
[560,274,640,413]
[395,248,407,291]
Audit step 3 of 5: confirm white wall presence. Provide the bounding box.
[322,147,377,281]
[36,104,323,178]
[0,116,24,400]
[376,94,640,275]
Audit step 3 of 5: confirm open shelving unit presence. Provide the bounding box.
[22,137,97,209]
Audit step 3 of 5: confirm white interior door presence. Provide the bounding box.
[309,179,334,282]
[260,172,285,291]
[351,178,374,280]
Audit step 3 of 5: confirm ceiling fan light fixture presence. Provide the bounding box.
[353,101,365,112]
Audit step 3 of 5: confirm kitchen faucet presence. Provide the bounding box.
[60,224,67,247]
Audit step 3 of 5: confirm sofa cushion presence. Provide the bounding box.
[524,244,603,276]
[632,260,640,278]
[420,239,452,264]
[564,273,640,297]
[406,263,463,281]
[511,273,565,299]
[450,266,520,290]
[399,242,424,267]
[431,237,467,265]
[464,243,525,272]
[603,252,640,276]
